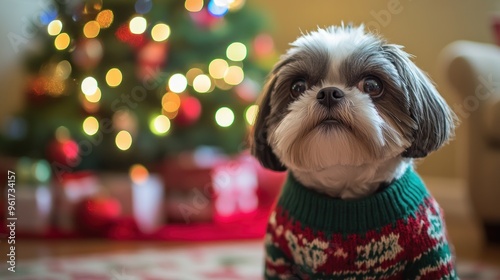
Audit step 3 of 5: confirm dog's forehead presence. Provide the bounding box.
[285,26,382,83]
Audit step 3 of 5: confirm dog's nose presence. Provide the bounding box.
[316,87,344,108]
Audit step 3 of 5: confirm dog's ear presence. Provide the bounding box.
[383,44,456,158]
[251,73,286,171]
[250,55,297,172]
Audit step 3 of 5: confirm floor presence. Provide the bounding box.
[5,176,500,268]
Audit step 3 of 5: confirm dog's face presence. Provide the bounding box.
[252,26,455,172]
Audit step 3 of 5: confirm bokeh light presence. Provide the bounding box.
[83,20,100,38]
[83,116,99,135]
[106,68,123,87]
[168,73,188,93]
[96,9,114,28]
[129,16,147,34]
[81,77,98,95]
[208,59,228,79]
[85,88,101,103]
[55,126,70,142]
[151,23,171,42]
[55,60,72,79]
[54,33,70,50]
[215,107,235,127]
[186,68,203,85]
[245,105,258,125]
[226,42,247,61]
[150,115,171,135]
[162,92,181,113]
[130,164,149,184]
[214,78,232,90]
[228,0,245,10]
[33,160,51,183]
[193,74,212,93]
[47,20,62,36]
[208,0,229,16]
[116,130,132,150]
[185,0,204,12]
[224,65,244,85]
[84,0,103,14]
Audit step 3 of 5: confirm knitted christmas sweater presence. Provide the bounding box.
[264,168,457,280]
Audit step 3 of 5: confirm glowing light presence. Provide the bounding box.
[81,77,98,95]
[186,68,203,85]
[33,160,51,183]
[96,9,114,28]
[208,0,229,16]
[55,126,70,142]
[226,42,247,61]
[129,16,147,34]
[105,68,122,87]
[253,33,274,57]
[81,99,100,113]
[54,33,70,50]
[214,0,233,7]
[168,73,188,93]
[150,115,171,135]
[185,0,204,12]
[83,116,99,135]
[214,78,232,90]
[193,74,212,93]
[151,23,170,42]
[130,164,149,184]
[208,59,228,79]
[55,60,72,79]
[162,92,181,113]
[228,0,245,11]
[116,130,132,150]
[224,65,244,85]
[83,20,100,38]
[84,0,103,14]
[245,105,259,125]
[215,107,235,127]
[85,88,101,103]
[47,20,62,36]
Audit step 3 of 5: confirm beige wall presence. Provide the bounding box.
[252,0,499,178]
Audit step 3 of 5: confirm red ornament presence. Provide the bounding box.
[115,23,146,49]
[46,138,80,167]
[136,41,169,80]
[252,33,275,58]
[75,195,122,236]
[173,95,202,126]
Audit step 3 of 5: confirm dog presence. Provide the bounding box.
[251,25,457,279]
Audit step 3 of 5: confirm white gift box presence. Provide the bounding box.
[54,173,100,232]
[102,173,165,233]
[16,185,53,234]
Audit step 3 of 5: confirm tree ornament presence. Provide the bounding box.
[75,195,122,236]
[173,95,202,127]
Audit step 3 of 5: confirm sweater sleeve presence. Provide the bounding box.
[404,200,458,279]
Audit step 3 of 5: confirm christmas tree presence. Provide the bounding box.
[1,0,276,174]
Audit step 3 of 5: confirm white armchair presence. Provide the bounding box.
[440,41,500,244]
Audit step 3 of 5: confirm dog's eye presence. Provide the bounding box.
[357,76,383,97]
[290,79,307,97]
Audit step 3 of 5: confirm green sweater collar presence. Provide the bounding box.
[278,167,429,235]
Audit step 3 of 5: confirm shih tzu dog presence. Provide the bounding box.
[252,25,457,279]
